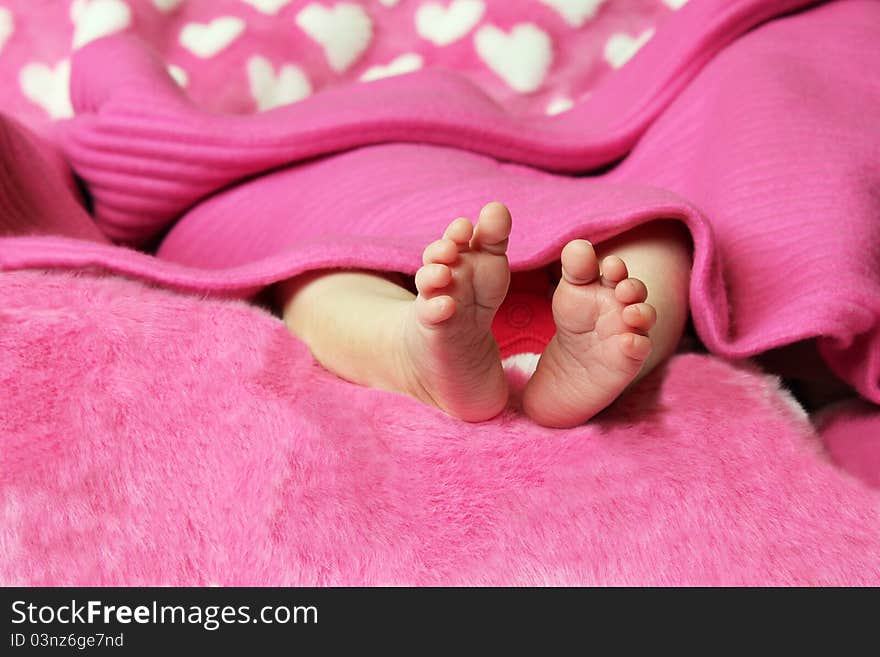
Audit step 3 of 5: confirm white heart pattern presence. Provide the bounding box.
[415,0,484,47]
[378,0,400,6]
[152,0,185,12]
[474,23,553,94]
[167,64,188,87]
[0,7,13,55]
[538,0,606,28]
[241,0,292,15]
[603,28,654,69]
[545,96,573,115]
[360,53,423,82]
[663,0,689,9]
[296,3,373,73]
[247,55,312,111]
[69,0,86,21]
[179,17,246,58]
[71,0,132,50]
[19,60,74,120]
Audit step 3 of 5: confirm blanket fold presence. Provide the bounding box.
[59,0,819,245]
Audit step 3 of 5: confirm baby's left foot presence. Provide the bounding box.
[522,240,657,428]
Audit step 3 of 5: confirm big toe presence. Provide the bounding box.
[471,201,512,254]
[560,239,600,284]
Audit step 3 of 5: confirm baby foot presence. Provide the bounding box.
[398,202,512,421]
[522,239,656,428]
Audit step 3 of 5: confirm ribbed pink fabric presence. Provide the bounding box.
[58,0,816,244]
[0,117,107,244]
[819,401,880,489]
[0,0,878,404]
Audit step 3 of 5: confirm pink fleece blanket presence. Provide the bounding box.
[1,0,879,584]
[3,269,880,586]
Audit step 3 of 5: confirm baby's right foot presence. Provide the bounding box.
[522,239,656,428]
[396,202,512,422]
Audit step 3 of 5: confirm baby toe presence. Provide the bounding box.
[560,239,600,285]
[422,238,459,265]
[622,302,657,331]
[614,277,648,304]
[600,255,628,287]
[415,263,452,295]
[417,294,457,325]
[472,202,513,253]
[443,217,474,248]
[619,332,653,361]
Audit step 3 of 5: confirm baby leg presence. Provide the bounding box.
[522,220,692,428]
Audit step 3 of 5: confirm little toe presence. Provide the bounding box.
[472,202,512,254]
[614,277,648,304]
[619,332,653,361]
[416,294,457,325]
[415,263,452,296]
[422,238,459,265]
[560,239,600,285]
[443,217,474,248]
[622,303,657,331]
[600,255,628,287]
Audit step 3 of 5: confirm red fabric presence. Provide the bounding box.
[492,270,555,358]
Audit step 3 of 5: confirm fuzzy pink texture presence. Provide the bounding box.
[1,269,879,586]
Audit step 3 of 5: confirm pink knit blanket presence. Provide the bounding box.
[1,0,879,584]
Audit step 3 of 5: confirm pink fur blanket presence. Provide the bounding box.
[1,0,879,584]
[2,269,879,585]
